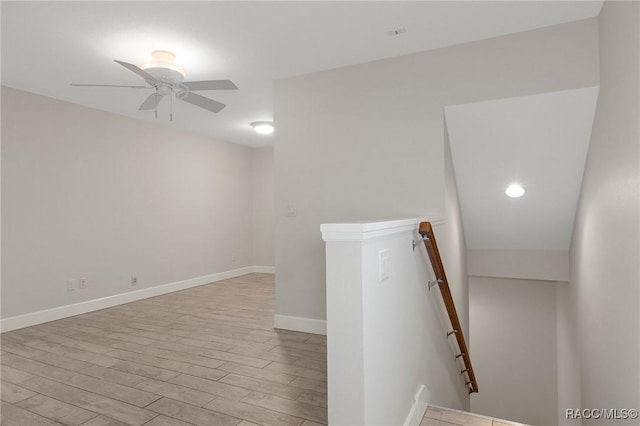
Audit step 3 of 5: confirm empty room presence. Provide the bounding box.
[1,2,638,426]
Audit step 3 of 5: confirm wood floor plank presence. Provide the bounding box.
[216,362,296,385]
[219,373,304,400]
[263,362,327,381]
[424,406,492,426]
[63,372,161,407]
[146,397,240,426]
[109,341,227,370]
[90,356,181,382]
[296,390,328,408]
[134,379,216,407]
[248,330,311,343]
[19,376,158,426]
[102,348,227,379]
[22,339,106,362]
[1,381,37,403]
[79,415,132,426]
[266,345,327,362]
[301,421,327,426]
[228,345,300,364]
[79,365,149,387]
[241,391,328,424]
[1,352,160,408]
[1,365,35,384]
[169,374,252,400]
[1,353,76,383]
[291,358,327,373]
[288,377,328,394]
[204,396,303,426]
[16,394,99,425]
[0,400,62,425]
[142,414,195,426]
[1,342,92,371]
[120,329,234,352]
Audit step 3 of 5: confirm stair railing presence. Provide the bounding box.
[418,221,478,394]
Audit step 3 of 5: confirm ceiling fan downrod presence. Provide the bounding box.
[170,89,173,122]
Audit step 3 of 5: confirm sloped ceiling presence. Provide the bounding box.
[1,1,603,147]
[445,87,600,250]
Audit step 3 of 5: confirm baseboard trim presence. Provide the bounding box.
[252,266,276,273]
[1,266,275,332]
[404,384,431,426]
[274,314,327,335]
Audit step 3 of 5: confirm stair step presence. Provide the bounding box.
[422,405,530,426]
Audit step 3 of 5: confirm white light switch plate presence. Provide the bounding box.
[379,249,390,282]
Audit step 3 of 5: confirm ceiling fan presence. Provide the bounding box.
[71,50,237,120]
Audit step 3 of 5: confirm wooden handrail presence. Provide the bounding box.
[419,221,478,394]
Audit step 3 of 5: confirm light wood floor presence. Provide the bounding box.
[0,273,327,426]
[422,405,529,426]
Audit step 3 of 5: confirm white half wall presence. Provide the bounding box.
[322,218,469,426]
[1,87,271,320]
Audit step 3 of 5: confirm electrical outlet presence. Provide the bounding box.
[79,278,87,289]
[231,253,237,263]
[66,279,76,291]
[286,204,297,217]
[131,276,138,286]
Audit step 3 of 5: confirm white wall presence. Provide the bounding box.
[322,219,469,425]
[568,1,640,423]
[273,18,599,328]
[251,147,275,268]
[1,87,266,322]
[469,277,559,426]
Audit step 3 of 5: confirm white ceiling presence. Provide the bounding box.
[2,1,603,147]
[445,87,600,251]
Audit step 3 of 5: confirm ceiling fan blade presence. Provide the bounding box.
[71,83,148,89]
[181,92,226,113]
[139,93,165,110]
[114,60,157,83]
[183,80,238,91]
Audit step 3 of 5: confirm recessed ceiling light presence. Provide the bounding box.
[505,183,525,198]
[250,121,274,135]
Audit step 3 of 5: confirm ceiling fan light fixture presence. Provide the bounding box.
[251,121,274,135]
[142,50,186,77]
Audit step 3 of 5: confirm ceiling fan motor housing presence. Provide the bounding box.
[144,67,185,86]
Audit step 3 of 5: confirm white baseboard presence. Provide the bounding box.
[274,314,327,335]
[1,266,275,333]
[404,384,431,426]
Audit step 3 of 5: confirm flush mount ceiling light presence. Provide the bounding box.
[251,121,274,135]
[142,50,186,80]
[505,183,525,198]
